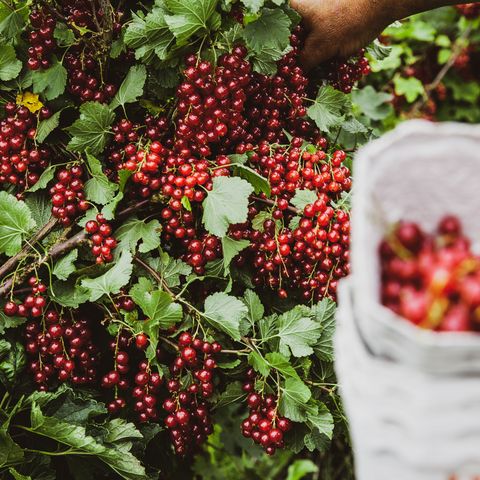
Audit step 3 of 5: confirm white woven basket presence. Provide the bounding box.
[335,279,480,480]
[350,120,480,374]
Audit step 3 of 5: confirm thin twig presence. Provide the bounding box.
[251,196,300,215]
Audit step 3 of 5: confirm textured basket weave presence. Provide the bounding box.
[350,120,480,374]
[335,279,480,480]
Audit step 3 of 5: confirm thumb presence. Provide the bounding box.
[299,32,337,71]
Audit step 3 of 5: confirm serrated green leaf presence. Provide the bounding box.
[203,292,247,340]
[307,85,351,134]
[81,251,133,302]
[366,40,392,61]
[279,378,311,422]
[306,401,334,440]
[53,23,76,46]
[286,459,318,480]
[31,58,67,100]
[0,192,36,257]
[29,404,146,480]
[248,350,270,377]
[0,309,25,334]
[27,164,56,193]
[290,189,317,212]
[0,340,25,387]
[221,237,250,275]
[0,45,21,81]
[251,211,271,232]
[393,74,425,103]
[313,299,336,362]
[0,9,25,42]
[130,277,182,328]
[67,102,115,155]
[36,110,62,143]
[110,65,147,111]
[265,352,299,379]
[0,429,23,468]
[49,391,107,425]
[276,306,322,358]
[115,216,161,254]
[51,280,91,308]
[84,153,118,205]
[102,169,132,220]
[241,0,264,13]
[164,0,220,45]
[104,419,143,444]
[214,381,246,409]
[243,8,290,52]
[24,193,51,227]
[352,85,393,121]
[202,177,254,237]
[232,164,270,196]
[145,250,192,288]
[243,289,264,325]
[52,249,78,281]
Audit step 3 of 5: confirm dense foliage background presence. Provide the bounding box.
[0,1,478,479]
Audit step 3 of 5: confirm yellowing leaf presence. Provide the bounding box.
[16,91,43,113]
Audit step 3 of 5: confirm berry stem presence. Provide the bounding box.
[251,196,300,216]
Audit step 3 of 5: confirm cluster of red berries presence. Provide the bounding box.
[3,276,47,319]
[85,214,117,264]
[241,369,292,455]
[64,48,118,103]
[24,310,99,391]
[0,102,52,193]
[380,216,480,332]
[26,8,57,70]
[50,165,89,226]
[114,291,136,312]
[456,3,480,18]
[320,50,371,93]
[162,332,221,456]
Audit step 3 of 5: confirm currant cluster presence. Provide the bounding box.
[162,332,221,456]
[85,214,117,264]
[3,276,47,319]
[50,165,89,226]
[241,369,292,455]
[0,102,52,193]
[114,290,136,312]
[64,47,117,103]
[26,8,57,70]
[23,310,99,391]
[320,50,371,93]
[456,3,480,18]
[380,216,480,332]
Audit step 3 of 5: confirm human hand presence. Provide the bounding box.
[290,0,395,70]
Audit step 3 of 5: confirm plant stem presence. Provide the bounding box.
[251,196,300,215]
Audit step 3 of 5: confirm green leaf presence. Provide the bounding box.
[104,419,143,444]
[215,382,246,409]
[110,65,147,111]
[243,8,291,52]
[251,211,271,232]
[241,0,264,13]
[276,306,322,358]
[115,216,161,254]
[29,404,146,480]
[249,44,288,75]
[164,0,220,45]
[202,177,254,237]
[125,9,174,62]
[0,310,25,334]
[290,189,317,212]
[130,277,182,328]
[243,289,264,325]
[0,9,25,42]
[52,249,78,281]
[393,74,425,103]
[265,352,299,379]
[102,169,133,220]
[0,341,25,386]
[248,350,270,377]
[84,153,118,205]
[352,85,393,121]
[25,193,51,226]
[286,459,318,480]
[54,23,76,46]
[0,429,23,468]
[145,250,192,288]
[67,102,115,155]
[81,251,133,302]
[27,165,56,193]
[306,401,334,440]
[0,45,21,81]
[9,468,31,480]
[366,40,392,61]
[221,237,250,275]
[0,192,36,257]
[203,292,248,341]
[51,280,91,308]
[232,164,270,196]
[49,392,107,425]
[31,58,67,100]
[279,378,311,422]
[313,299,336,362]
[369,44,404,72]
[36,110,62,143]
[307,85,351,134]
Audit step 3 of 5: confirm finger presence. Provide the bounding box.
[299,33,337,71]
